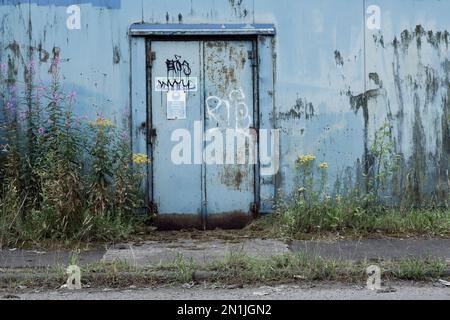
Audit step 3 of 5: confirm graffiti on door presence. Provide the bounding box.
[206,88,252,131]
[155,54,198,91]
[166,54,191,77]
[168,87,280,176]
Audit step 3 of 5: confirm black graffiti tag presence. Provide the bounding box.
[157,78,196,91]
[166,55,191,78]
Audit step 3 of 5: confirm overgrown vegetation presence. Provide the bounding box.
[1,253,447,289]
[207,252,448,284]
[0,57,146,247]
[272,124,450,238]
[117,252,447,285]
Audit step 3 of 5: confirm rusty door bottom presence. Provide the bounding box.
[154,212,254,231]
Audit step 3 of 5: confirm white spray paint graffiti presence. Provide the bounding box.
[206,89,252,131]
[203,89,256,166]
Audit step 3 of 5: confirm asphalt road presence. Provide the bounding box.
[2,283,450,300]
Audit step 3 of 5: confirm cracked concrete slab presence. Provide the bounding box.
[102,239,290,266]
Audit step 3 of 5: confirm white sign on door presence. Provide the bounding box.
[167,91,187,120]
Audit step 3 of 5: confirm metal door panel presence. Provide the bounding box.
[151,41,202,215]
[203,40,256,216]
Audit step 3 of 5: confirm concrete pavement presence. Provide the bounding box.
[2,237,450,268]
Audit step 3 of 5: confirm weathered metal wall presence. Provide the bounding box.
[0,0,449,212]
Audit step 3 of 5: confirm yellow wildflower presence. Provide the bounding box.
[319,162,329,169]
[91,117,114,128]
[133,153,150,165]
[298,154,316,165]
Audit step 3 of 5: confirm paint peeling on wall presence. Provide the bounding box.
[228,0,249,19]
[349,24,450,205]
[277,96,316,121]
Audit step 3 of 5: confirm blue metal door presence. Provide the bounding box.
[150,40,256,229]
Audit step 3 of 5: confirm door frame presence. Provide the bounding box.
[129,24,276,229]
